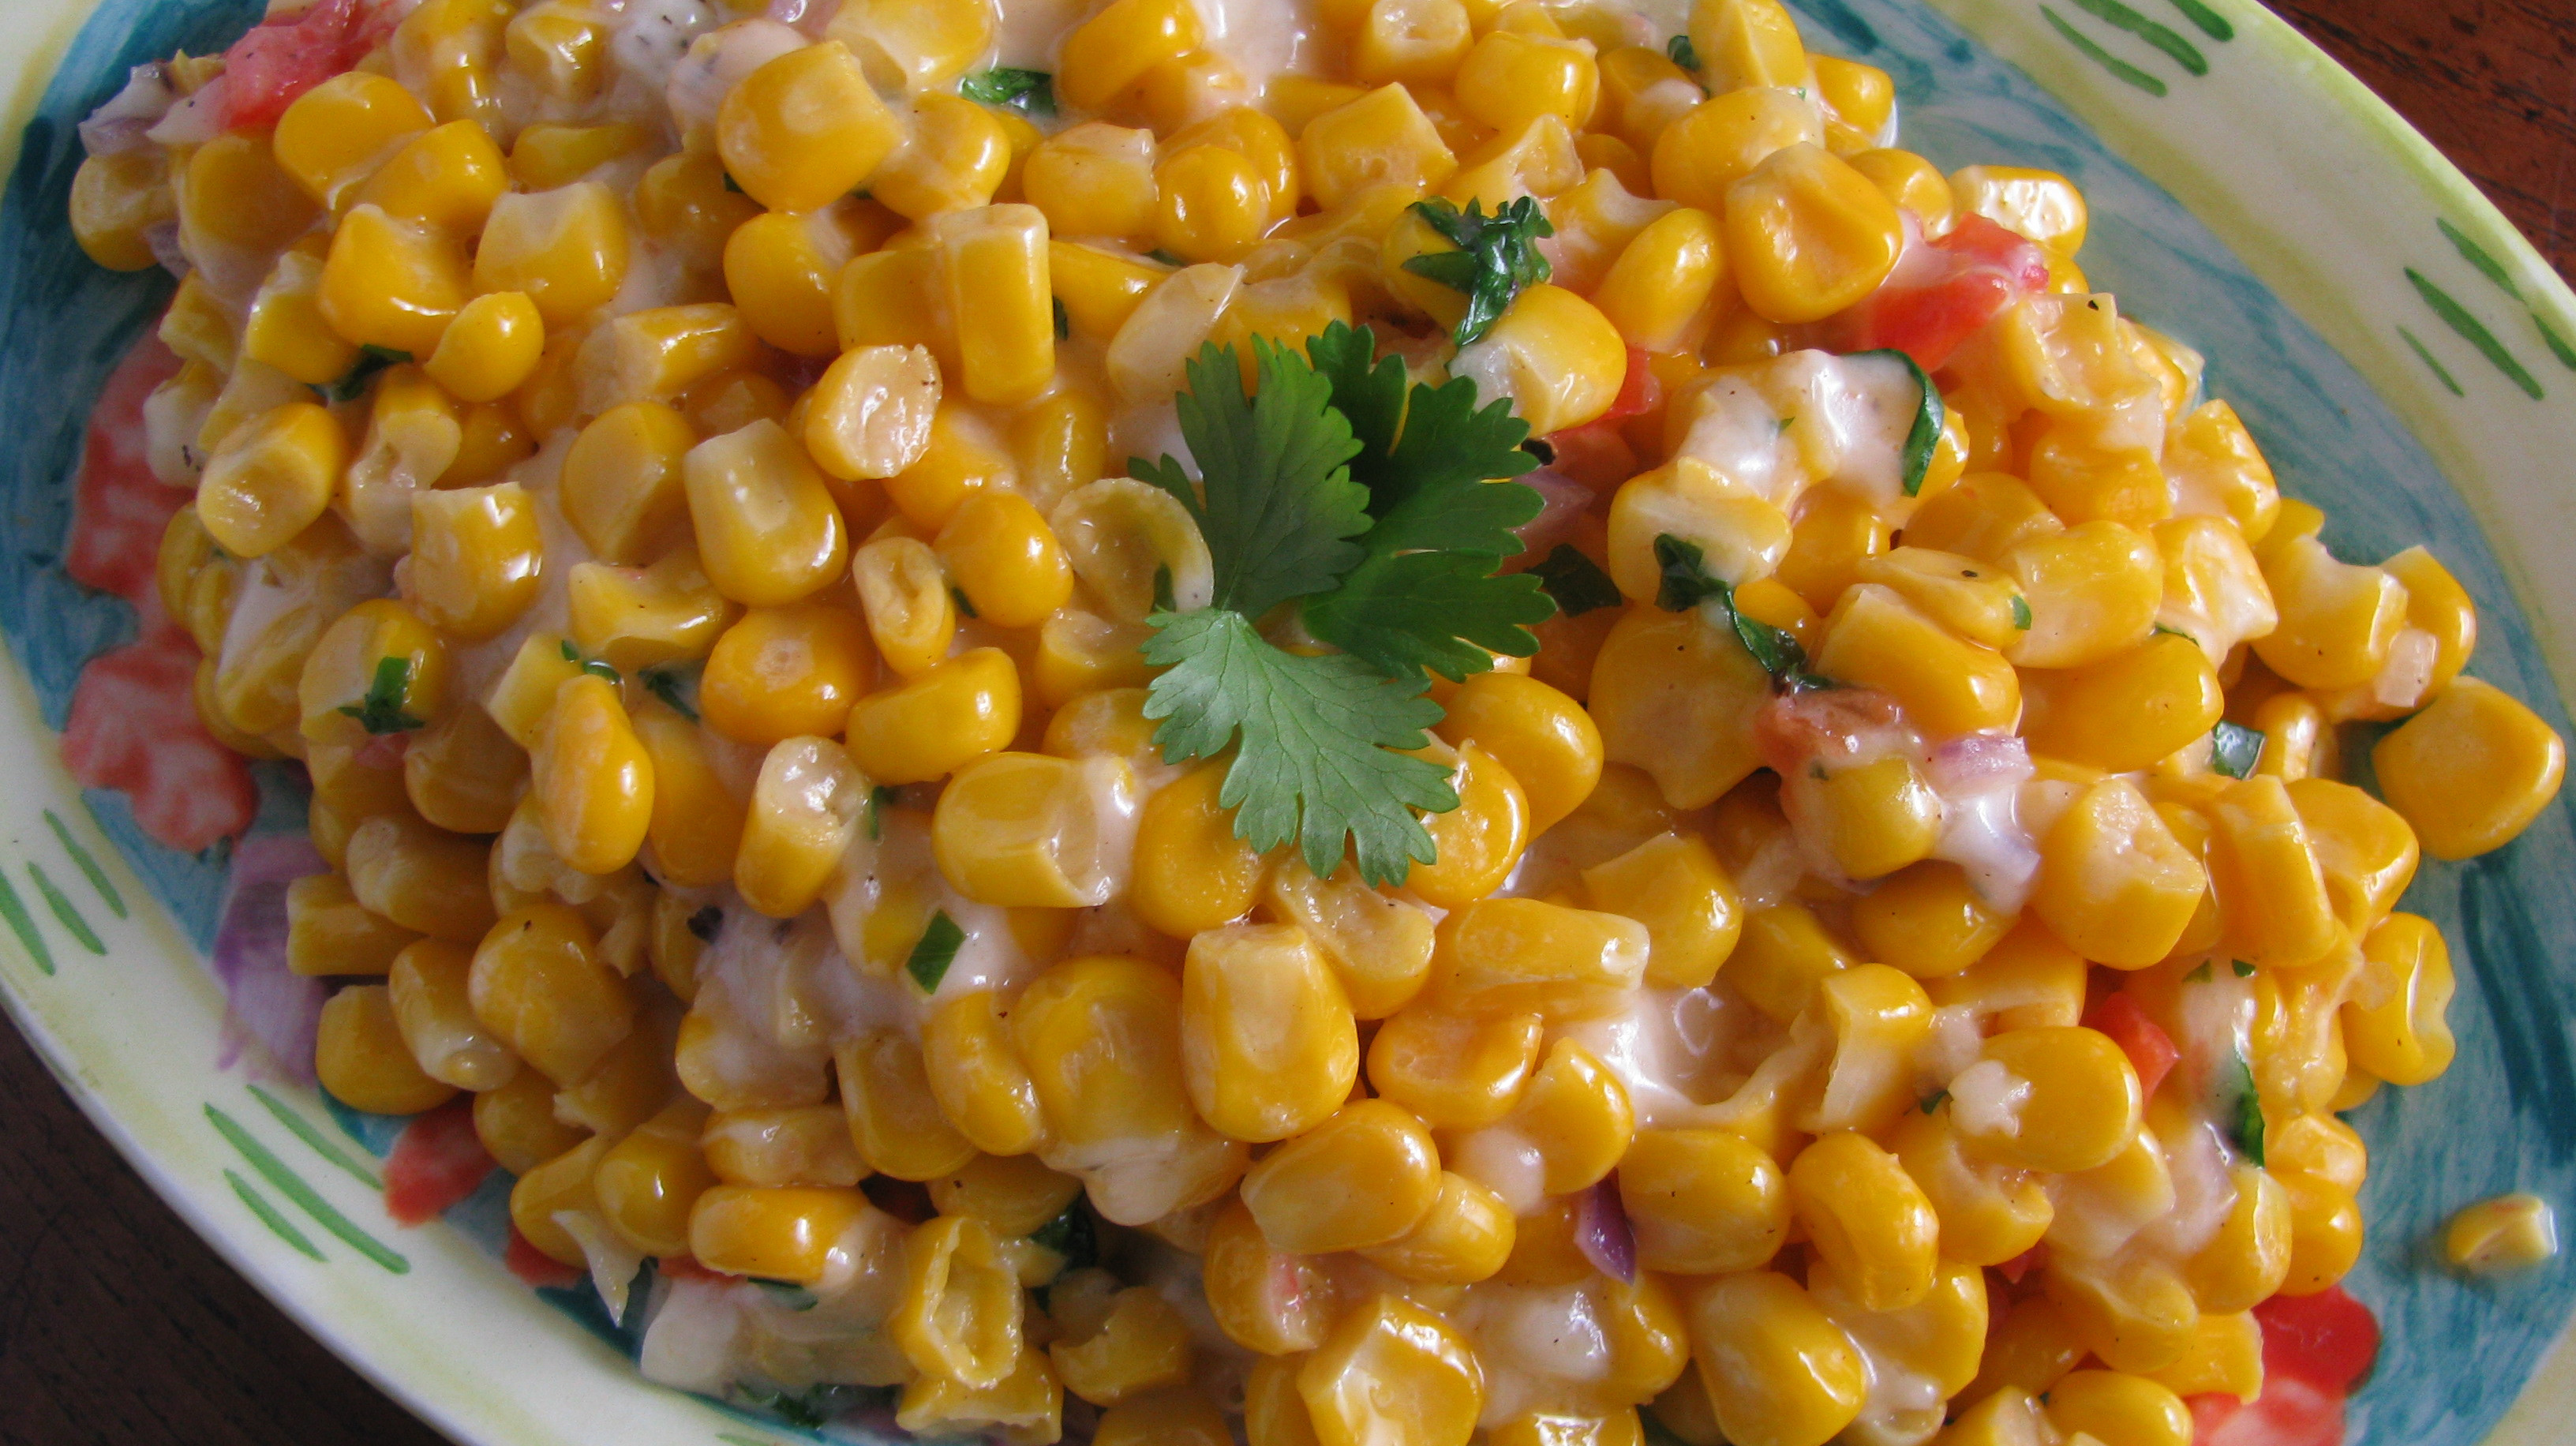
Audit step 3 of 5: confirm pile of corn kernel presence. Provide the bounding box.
[69,0,2571,1440]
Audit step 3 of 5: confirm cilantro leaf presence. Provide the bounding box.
[2185,961,2215,983]
[335,655,425,734]
[751,1276,819,1311]
[1028,1202,1098,1272]
[1667,33,1700,70]
[1401,197,1555,346]
[1130,339,1369,620]
[1304,549,1556,682]
[2233,958,2257,977]
[2011,594,2034,631]
[958,67,1054,116]
[2225,1051,2267,1166]
[2210,720,2265,779]
[1530,544,1622,616]
[1851,349,1945,496]
[906,910,965,993]
[1141,609,1455,883]
[641,661,699,721]
[1652,535,1831,690]
[318,345,410,405]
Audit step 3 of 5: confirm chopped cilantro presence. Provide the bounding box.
[2226,1051,2267,1166]
[581,658,620,683]
[1052,294,1069,340]
[319,344,410,405]
[2233,958,2257,977]
[642,661,699,721]
[1144,247,1184,268]
[1028,1201,1098,1272]
[1652,534,1832,690]
[1921,1088,1949,1114]
[906,910,966,992]
[750,1276,819,1311]
[951,584,979,620]
[866,784,900,842]
[1852,349,1945,496]
[1128,327,1556,884]
[1400,196,1555,346]
[335,655,425,734]
[560,639,580,661]
[2184,961,2214,983]
[721,170,743,193]
[2210,719,2265,779]
[1666,33,1700,70]
[1530,545,1622,616]
[2010,594,2033,631]
[685,905,723,942]
[2152,622,2195,639]
[958,66,1054,116]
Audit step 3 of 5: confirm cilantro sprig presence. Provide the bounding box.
[1402,197,1555,346]
[1132,324,1556,884]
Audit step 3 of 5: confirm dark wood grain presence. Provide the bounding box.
[1,7,2570,1444]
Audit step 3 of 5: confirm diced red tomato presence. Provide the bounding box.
[1837,216,2054,372]
[2086,991,2180,1101]
[2190,1375,2342,1446]
[222,0,384,132]
[1596,347,1657,423]
[383,1097,497,1227]
[2256,1286,2382,1395]
[64,333,182,610]
[61,625,256,853]
[505,1227,584,1289]
[1750,687,1908,777]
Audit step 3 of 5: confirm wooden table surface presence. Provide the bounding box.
[4,3,2572,1443]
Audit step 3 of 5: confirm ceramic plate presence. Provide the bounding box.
[0,0,2569,1442]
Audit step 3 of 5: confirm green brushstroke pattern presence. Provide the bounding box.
[2399,326,2466,397]
[2537,318,2576,373]
[717,1435,784,1446]
[2162,0,2232,41]
[227,1169,326,1261]
[45,809,125,919]
[0,870,53,976]
[2407,268,2544,399]
[2069,0,2207,74]
[249,1084,383,1191]
[28,864,102,955]
[206,1105,410,1274]
[2439,219,2522,299]
[2041,8,2168,96]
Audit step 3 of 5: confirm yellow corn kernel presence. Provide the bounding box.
[466,1067,586,1178]
[1260,858,1436,1017]
[1951,164,2087,254]
[1578,832,1741,989]
[405,485,543,643]
[1955,1025,2142,1176]
[576,304,757,415]
[528,674,653,875]
[1964,1298,2086,1404]
[2031,777,2207,968]
[1722,142,1900,324]
[158,276,235,378]
[848,647,1024,785]
[890,1212,1025,1389]
[933,751,1136,908]
[805,345,942,485]
[1351,1170,1514,1285]
[286,872,420,979]
[473,182,631,328]
[509,1137,616,1273]
[501,0,607,101]
[2275,1171,2364,1296]
[195,402,345,560]
[716,41,897,212]
[242,246,359,388]
[2024,633,2225,774]
[1049,475,1213,624]
[1152,143,1271,264]
[1899,474,2057,565]
[888,404,1019,530]
[923,993,1049,1158]
[687,1183,875,1283]
[1784,1131,1938,1313]
[684,419,848,607]
[352,119,508,237]
[1300,84,1458,208]
[586,1098,715,1257]
[1058,0,1204,111]
[928,1155,1080,1242]
[826,0,994,90]
[558,402,692,565]
[850,534,958,680]
[702,1103,866,1187]
[1848,861,2008,979]
[1648,87,1816,219]
[385,932,514,1099]
[1434,672,1602,834]
[2044,1248,2203,1372]
[2447,1193,2560,1275]
[313,204,468,357]
[2250,533,2406,691]
[721,207,863,358]
[1407,740,1530,908]
[1014,954,1249,1224]
[932,204,1056,406]
[1721,901,1849,1022]
[1885,1106,2051,1268]
[1686,1271,1863,1446]
[180,130,318,256]
[1050,1287,1196,1407]
[1025,122,1159,245]
[1801,964,1938,1136]
[1450,283,1625,435]
[1348,0,1472,84]
[2381,545,2478,696]
[1690,0,1807,91]
[1367,1004,1541,1129]
[1763,488,1882,614]
[296,598,448,753]
[935,489,1073,628]
[1204,1197,1340,1355]
[2142,1312,2265,1403]
[1615,1128,1785,1276]
[317,983,459,1114]
[895,1342,1065,1442]
[2182,1160,2293,1314]
[1032,612,1155,706]
[1241,1099,1441,1253]
[507,120,651,191]
[68,148,174,271]
[1496,1036,1635,1193]
[1589,605,1769,808]
[627,153,751,270]
[1812,586,2021,735]
[2038,1370,2190,1446]
[2204,774,2338,968]
[2342,911,2458,1087]
[1794,754,1941,882]
[2001,519,2164,669]
[835,244,952,366]
[1430,896,1648,1019]
[1131,761,1268,937]
[735,735,868,916]
[871,93,1009,220]
[466,902,633,1084]
[698,602,875,747]
[1590,206,1726,353]
[402,703,524,837]
[1299,1294,1484,1446]
[416,290,541,403]
[481,631,584,751]
[1454,29,1597,137]
[838,1029,980,1182]
[2374,676,2566,859]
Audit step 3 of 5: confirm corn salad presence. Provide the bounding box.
[73,0,2567,1440]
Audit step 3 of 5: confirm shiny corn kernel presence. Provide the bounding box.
[318,983,460,1114]
[1953,164,2088,254]
[702,1104,867,1186]
[934,204,1057,406]
[932,751,1137,908]
[892,1212,1025,1388]
[807,344,942,483]
[1183,923,1361,1143]
[1052,1287,1196,1407]
[560,401,693,566]
[701,603,876,746]
[840,1029,980,1182]
[1241,1099,1442,1254]
[688,1182,876,1284]
[1298,1294,1485,1446]
[182,131,319,256]
[197,402,346,560]
[1954,1025,2143,1174]
[1133,761,1270,938]
[717,41,899,212]
[466,902,633,1085]
[1785,1131,1938,1312]
[2344,912,2458,1087]
[405,482,544,641]
[1300,84,1458,208]
[473,182,631,328]
[877,93,1012,219]
[2031,777,2207,968]
[530,674,653,876]
[1685,1271,1863,1446]
[2024,632,2223,773]
[1407,740,1533,908]
[847,647,1023,784]
[1368,1005,1542,1129]
[2373,676,2567,860]
[2447,1193,2560,1276]
[1649,87,1819,217]
[937,489,1073,628]
[286,872,420,979]
[736,735,868,916]
[1812,586,2020,736]
[923,993,1050,1157]
[1058,0,1204,111]
[684,419,848,607]
[1266,857,1439,1018]
[1430,896,1648,1020]
[69,149,174,272]
[1025,123,1159,245]
[1356,1171,1515,1284]
[345,812,496,945]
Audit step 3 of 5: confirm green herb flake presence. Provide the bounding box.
[2226,1051,2267,1166]
[1028,1202,1098,1273]
[1401,196,1556,347]
[906,910,967,993]
[2232,959,2257,978]
[642,662,700,722]
[751,1276,820,1311]
[2184,961,2214,983]
[560,639,581,661]
[1851,349,1945,496]
[2210,720,2265,780]
[581,658,620,683]
[2010,594,2033,631]
[1921,1088,1949,1114]
[867,784,900,842]
[1530,545,1622,616]
[1652,534,1831,690]
[1144,247,1185,268]
[951,584,979,620]
[319,345,411,405]
[1052,294,1070,340]
[335,655,425,735]
[958,66,1055,116]
[1666,33,1699,69]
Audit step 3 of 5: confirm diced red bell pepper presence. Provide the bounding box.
[1840,216,2054,372]
[2086,990,2180,1102]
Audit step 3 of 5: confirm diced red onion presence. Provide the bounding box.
[1572,1177,1637,1285]
[79,63,174,158]
[1924,730,2031,794]
[1511,466,1590,558]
